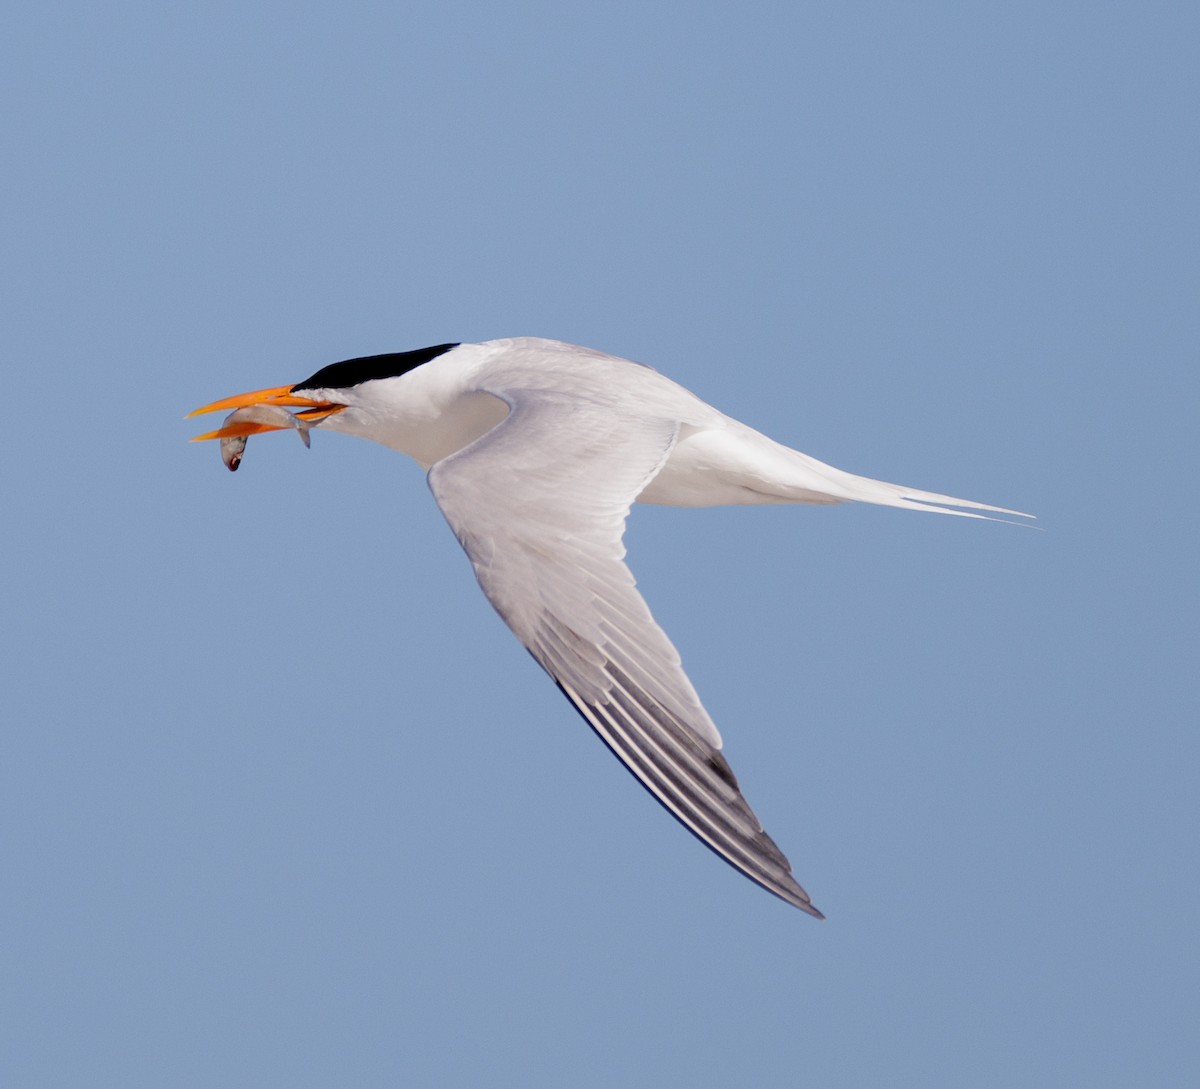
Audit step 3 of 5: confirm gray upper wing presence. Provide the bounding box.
[427,390,821,915]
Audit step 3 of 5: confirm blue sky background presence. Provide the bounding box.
[3,2,1197,1086]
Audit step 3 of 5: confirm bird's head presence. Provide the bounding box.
[188,344,462,444]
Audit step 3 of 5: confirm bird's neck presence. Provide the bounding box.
[325,345,509,468]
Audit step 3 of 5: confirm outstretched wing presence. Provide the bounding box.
[427,390,821,915]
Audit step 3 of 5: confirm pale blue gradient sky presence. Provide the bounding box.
[2,3,1196,1086]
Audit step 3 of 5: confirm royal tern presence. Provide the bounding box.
[190,337,1030,916]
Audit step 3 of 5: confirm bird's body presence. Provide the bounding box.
[191,337,1029,916]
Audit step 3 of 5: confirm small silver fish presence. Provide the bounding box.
[218,404,311,471]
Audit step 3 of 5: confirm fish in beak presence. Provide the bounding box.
[188,385,347,470]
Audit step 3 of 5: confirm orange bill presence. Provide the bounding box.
[187,385,319,418]
[188,384,346,441]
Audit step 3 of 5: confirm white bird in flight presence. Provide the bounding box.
[190,337,1030,916]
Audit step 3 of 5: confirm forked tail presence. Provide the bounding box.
[770,439,1035,523]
